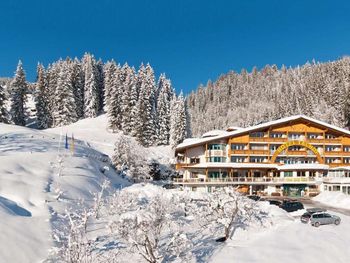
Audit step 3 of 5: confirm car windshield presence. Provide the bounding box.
[302,213,311,217]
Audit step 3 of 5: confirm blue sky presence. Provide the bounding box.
[0,0,350,94]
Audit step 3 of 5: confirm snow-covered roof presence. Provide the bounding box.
[277,163,329,171]
[176,115,350,152]
[202,129,229,138]
[329,166,350,171]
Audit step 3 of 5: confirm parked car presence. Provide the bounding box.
[162,184,177,190]
[280,201,304,212]
[247,195,261,201]
[300,208,327,223]
[309,212,341,227]
[268,200,282,207]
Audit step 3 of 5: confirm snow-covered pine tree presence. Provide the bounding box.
[83,53,99,118]
[71,58,84,119]
[35,63,51,129]
[0,84,8,123]
[103,60,117,111]
[9,60,27,126]
[170,92,187,147]
[156,74,174,145]
[120,63,136,134]
[107,64,122,132]
[52,62,78,126]
[95,59,105,112]
[134,63,157,146]
[129,66,139,137]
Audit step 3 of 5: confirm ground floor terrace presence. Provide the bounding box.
[173,164,330,197]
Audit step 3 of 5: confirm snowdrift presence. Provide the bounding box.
[313,191,350,209]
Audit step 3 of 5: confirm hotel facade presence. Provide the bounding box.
[174,115,350,197]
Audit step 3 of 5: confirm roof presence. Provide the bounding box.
[176,115,350,152]
[202,129,229,138]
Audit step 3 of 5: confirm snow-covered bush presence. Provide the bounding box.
[112,133,150,181]
[107,186,194,263]
[191,187,268,241]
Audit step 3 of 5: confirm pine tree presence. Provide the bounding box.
[120,63,136,134]
[170,92,187,147]
[35,63,51,129]
[0,84,8,123]
[52,62,78,126]
[96,59,105,112]
[134,63,157,146]
[103,61,117,112]
[83,53,99,118]
[71,58,84,119]
[107,64,122,131]
[156,74,174,145]
[129,66,140,137]
[10,60,27,126]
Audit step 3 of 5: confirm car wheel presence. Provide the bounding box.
[314,222,320,227]
[335,219,340,225]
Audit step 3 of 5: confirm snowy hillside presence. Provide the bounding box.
[46,114,175,165]
[0,123,129,262]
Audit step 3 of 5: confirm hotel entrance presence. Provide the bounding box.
[283,184,307,197]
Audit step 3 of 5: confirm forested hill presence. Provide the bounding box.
[187,57,350,137]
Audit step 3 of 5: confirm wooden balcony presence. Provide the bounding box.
[324,151,343,156]
[250,137,287,143]
[231,149,269,155]
[175,163,190,170]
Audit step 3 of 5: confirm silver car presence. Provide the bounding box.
[310,212,341,227]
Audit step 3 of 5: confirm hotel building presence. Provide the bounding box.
[174,115,350,197]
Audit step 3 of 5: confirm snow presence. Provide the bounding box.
[202,129,229,138]
[46,114,174,165]
[313,191,350,209]
[211,203,350,263]
[0,122,129,263]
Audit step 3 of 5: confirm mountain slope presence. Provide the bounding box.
[0,123,129,262]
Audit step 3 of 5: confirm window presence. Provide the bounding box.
[208,144,225,150]
[325,134,336,139]
[249,156,265,163]
[270,132,284,138]
[284,171,293,177]
[250,132,265,138]
[270,145,279,151]
[231,144,245,150]
[288,133,302,140]
[325,145,337,152]
[190,157,200,164]
[344,158,350,164]
[208,171,228,179]
[308,133,319,139]
[344,146,350,152]
[208,157,226,162]
[231,156,245,163]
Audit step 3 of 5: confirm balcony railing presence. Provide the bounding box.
[231,149,269,155]
[173,177,318,184]
[250,137,287,143]
[205,150,226,157]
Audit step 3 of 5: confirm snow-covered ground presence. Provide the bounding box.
[313,191,350,210]
[0,122,128,262]
[46,114,174,164]
[211,203,350,263]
